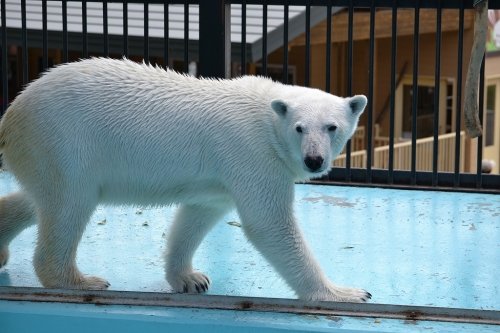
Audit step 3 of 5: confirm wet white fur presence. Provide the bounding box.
[0,58,369,301]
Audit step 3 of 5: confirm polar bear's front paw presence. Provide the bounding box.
[167,271,210,294]
[332,286,372,303]
[311,285,372,303]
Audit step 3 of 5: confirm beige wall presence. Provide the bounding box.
[374,30,473,136]
[485,53,500,74]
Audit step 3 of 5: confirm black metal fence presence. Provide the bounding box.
[1,0,499,192]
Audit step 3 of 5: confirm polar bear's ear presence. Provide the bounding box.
[271,99,288,117]
[348,95,368,117]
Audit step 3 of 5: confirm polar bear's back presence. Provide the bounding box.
[11,58,270,123]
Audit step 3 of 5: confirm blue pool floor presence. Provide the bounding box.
[0,170,499,332]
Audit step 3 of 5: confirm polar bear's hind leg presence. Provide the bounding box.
[0,192,37,268]
[32,186,109,290]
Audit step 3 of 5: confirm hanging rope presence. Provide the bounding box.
[464,0,488,137]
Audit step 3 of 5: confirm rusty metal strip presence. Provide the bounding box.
[0,287,498,326]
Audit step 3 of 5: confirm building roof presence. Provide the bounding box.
[1,1,344,62]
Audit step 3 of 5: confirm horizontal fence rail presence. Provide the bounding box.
[0,0,499,191]
[1,287,499,326]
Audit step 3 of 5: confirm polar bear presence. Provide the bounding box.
[0,58,370,302]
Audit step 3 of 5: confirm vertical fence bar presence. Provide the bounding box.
[304,4,311,87]
[282,2,289,84]
[1,0,7,114]
[388,1,397,184]
[454,5,464,187]
[262,4,268,75]
[241,1,247,75]
[325,3,332,93]
[183,2,189,73]
[62,0,68,62]
[164,3,169,68]
[144,2,149,64]
[476,57,485,188]
[199,0,230,78]
[82,0,88,58]
[366,1,376,182]
[410,2,420,185]
[345,3,354,181]
[103,0,109,57]
[432,2,442,186]
[21,0,28,84]
[123,1,128,57]
[346,4,354,97]
[42,0,48,70]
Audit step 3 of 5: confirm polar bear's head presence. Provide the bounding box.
[271,89,366,179]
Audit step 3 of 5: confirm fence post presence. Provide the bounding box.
[199,0,231,78]
[1,0,8,115]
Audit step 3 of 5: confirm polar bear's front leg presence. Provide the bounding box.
[235,181,371,303]
[165,203,231,293]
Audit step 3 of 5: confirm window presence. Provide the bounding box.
[486,85,496,147]
[399,79,454,140]
[402,84,436,139]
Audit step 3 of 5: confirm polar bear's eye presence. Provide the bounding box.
[328,125,337,132]
[296,126,303,133]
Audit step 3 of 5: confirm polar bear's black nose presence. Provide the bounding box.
[304,155,324,172]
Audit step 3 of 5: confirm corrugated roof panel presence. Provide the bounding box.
[1,0,307,44]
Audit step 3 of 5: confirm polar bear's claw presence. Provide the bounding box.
[195,282,207,293]
[360,291,372,302]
